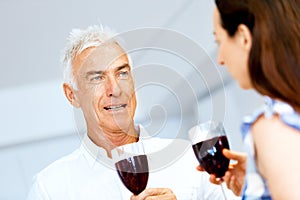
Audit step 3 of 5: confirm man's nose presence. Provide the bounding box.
[105,76,121,97]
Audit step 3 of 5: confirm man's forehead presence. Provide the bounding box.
[77,44,128,69]
[91,41,124,54]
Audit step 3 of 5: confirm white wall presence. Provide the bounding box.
[0,80,75,147]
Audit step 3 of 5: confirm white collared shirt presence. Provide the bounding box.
[26,126,238,200]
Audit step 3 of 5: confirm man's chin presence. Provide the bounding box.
[109,120,134,133]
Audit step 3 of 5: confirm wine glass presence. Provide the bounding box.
[188,120,230,199]
[111,142,149,195]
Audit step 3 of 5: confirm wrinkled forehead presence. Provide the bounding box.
[73,41,129,74]
[84,42,128,69]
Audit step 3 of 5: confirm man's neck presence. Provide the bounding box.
[87,125,138,157]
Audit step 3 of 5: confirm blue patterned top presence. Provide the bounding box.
[241,97,300,200]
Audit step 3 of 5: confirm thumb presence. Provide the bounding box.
[223,149,246,162]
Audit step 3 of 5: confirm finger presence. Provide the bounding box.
[229,176,238,196]
[130,193,144,200]
[196,165,205,171]
[133,188,175,200]
[130,189,151,200]
[209,174,222,185]
[225,176,231,190]
[229,175,242,196]
[222,171,231,185]
[223,149,247,162]
[145,188,171,195]
[144,194,176,200]
[130,195,139,200]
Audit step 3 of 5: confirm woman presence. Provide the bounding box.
[202,0,300,199]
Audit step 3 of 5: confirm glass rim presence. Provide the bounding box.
[188,120,226,143]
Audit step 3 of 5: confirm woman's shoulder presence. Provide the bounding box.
[241,97,300,137]
[263,97,300,131]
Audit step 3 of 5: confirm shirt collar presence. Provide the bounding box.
[80,133,110,168]
[80,124,148,168]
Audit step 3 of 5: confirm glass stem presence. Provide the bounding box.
[220,178,228,200]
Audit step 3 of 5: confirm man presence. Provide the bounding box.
[26,25,238,199]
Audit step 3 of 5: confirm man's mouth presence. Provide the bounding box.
[104,104,127,111]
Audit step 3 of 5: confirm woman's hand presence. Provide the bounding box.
[197,149,247,196]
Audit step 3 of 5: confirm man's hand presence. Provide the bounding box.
[130,188,177,200]
[196,149,247,196]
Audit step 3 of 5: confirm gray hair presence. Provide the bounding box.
[61,25,117,90]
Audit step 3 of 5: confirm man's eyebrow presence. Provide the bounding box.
[85,70,104,77]
[85,64,130,77]
[116,64,130,71]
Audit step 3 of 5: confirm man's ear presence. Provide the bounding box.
[236,24,252,51]
[63,83,80,108]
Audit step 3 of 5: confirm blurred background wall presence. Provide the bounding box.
[0,0,263,199]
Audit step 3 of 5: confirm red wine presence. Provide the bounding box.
[115,155,149,195]
[192,136,229,178]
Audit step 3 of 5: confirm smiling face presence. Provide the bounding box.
[213,7,252,89]
[71,42,136,135]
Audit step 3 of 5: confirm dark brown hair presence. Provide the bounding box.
[215,0,300,111]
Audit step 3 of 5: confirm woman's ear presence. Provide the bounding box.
[63,83,80,108]
[237,24,252,51]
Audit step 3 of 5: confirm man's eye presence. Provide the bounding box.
[91,75,104,82]
[119,71,129,79]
